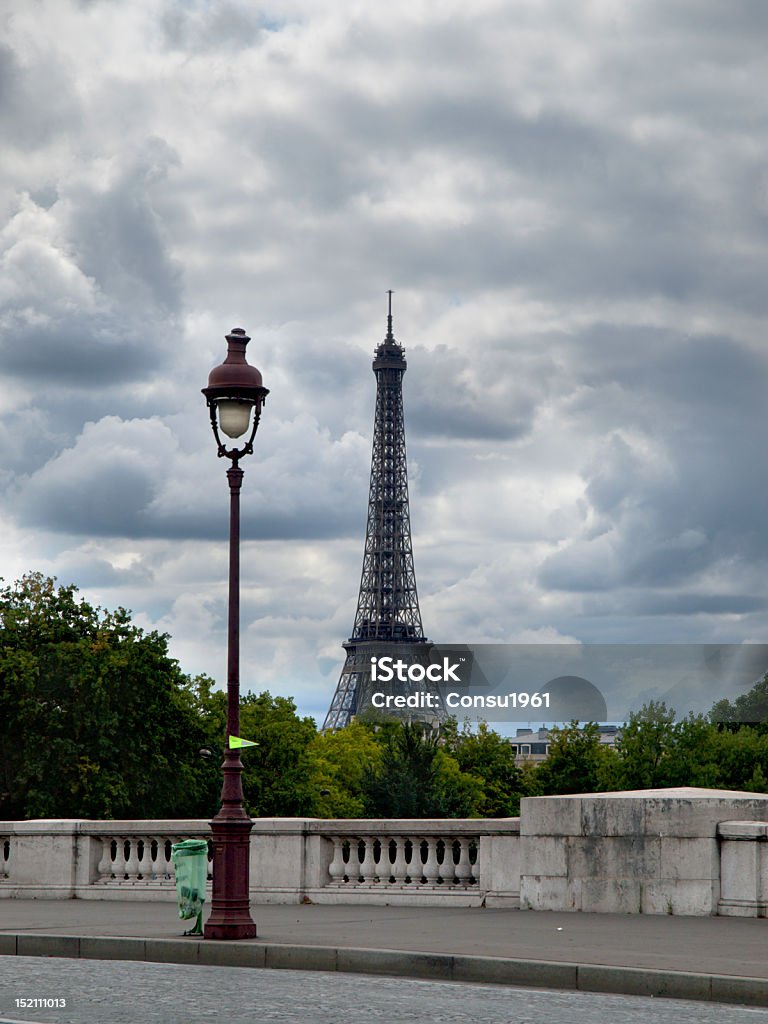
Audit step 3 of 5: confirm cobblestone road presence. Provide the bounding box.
[2,957,768,1024]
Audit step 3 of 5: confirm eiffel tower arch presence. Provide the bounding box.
[323,295,444,730]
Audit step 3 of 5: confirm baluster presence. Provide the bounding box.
[348,837,363,883]
[359,836,378,883]
[124,838,140,881]
[455,837,472,884]
[328,837,347,884]
[438,837,455,885]
[422,837,440,885]
[111,837,129,880]
[382,838,395,884]
[390,836,409,885]
[467,839,479,885]
[96,838,113,882]
[136,837,152,881]
[145,837,159,881]
[164,837,179,880]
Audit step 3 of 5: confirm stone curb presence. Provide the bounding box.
[1,933,765,1008]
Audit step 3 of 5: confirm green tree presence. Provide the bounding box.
[362,722,482,818]
[305,721,383,817]
[534,722,617,795]
[615,701,679,790]
[711,674,768,725]
[447,721,523,816]
[238,692,317,817]
[0,573,209,820]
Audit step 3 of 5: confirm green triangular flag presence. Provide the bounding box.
[229,734,258,749]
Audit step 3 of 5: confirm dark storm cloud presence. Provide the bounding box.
[65,142,183,314]
[1,318,169,385]
[3,0,768,706]
[406,342,552,442]
[538,326,768,596]
[224,86,768,319]
[13,412,370,542]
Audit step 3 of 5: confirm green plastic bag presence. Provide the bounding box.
[171,839,209,936]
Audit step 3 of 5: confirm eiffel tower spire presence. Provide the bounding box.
[322,296,437,730]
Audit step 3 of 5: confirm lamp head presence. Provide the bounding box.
[203,328,269,458]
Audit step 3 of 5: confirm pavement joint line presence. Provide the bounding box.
[2,933,768,1009]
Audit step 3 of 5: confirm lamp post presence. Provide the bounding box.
[202,327,268,940]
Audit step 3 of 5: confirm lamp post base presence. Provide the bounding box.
[204,812,257,940]
[204,918,257,941]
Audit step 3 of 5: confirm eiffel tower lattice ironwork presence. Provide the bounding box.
[323,295,440,730]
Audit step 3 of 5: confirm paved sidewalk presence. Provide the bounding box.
[1,901,767,1007]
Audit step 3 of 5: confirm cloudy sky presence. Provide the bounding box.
[2,0,768,726]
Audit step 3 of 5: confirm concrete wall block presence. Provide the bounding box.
[660,837,718,881]
[302,834,334,889]
[521,836,565,879]
[12,835,76,892]
[249,832,305,890]
[479,834,521,894]
[581,797,646,838]
[74,835,103,887]
[720,838,759,904]
[642,879,717,916]
[520,874,576,911]
[644,793,768,837]
[567,836,660,883]
[581,877,642,914]
[520,797,582,837]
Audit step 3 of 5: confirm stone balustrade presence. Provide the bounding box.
[316,819,517,906]
[0,817,520,907]
[6,788,768,915]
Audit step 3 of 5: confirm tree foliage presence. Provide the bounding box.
[361,723,483,818]
[445,720,523,816]
[9,571,768,822]
[305,721,382,817]
[0,573,208,820]
[711,673,768,726]
[532,721,617,796]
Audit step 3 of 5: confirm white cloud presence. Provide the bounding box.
[2,0,768,722]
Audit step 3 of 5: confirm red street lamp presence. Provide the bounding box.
[202,327,268,940]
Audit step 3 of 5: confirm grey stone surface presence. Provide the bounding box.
[520,787,768,915]
[452,955,578,989]
[264,943,338,972]
[4,899,768,978]
[78,937,145,962]
[2,956,768,1023]
[16,935,80,958]
[578,963,713,1001]
[6,899,768,1008]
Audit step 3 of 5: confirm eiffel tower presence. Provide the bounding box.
[323,294,440,730]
